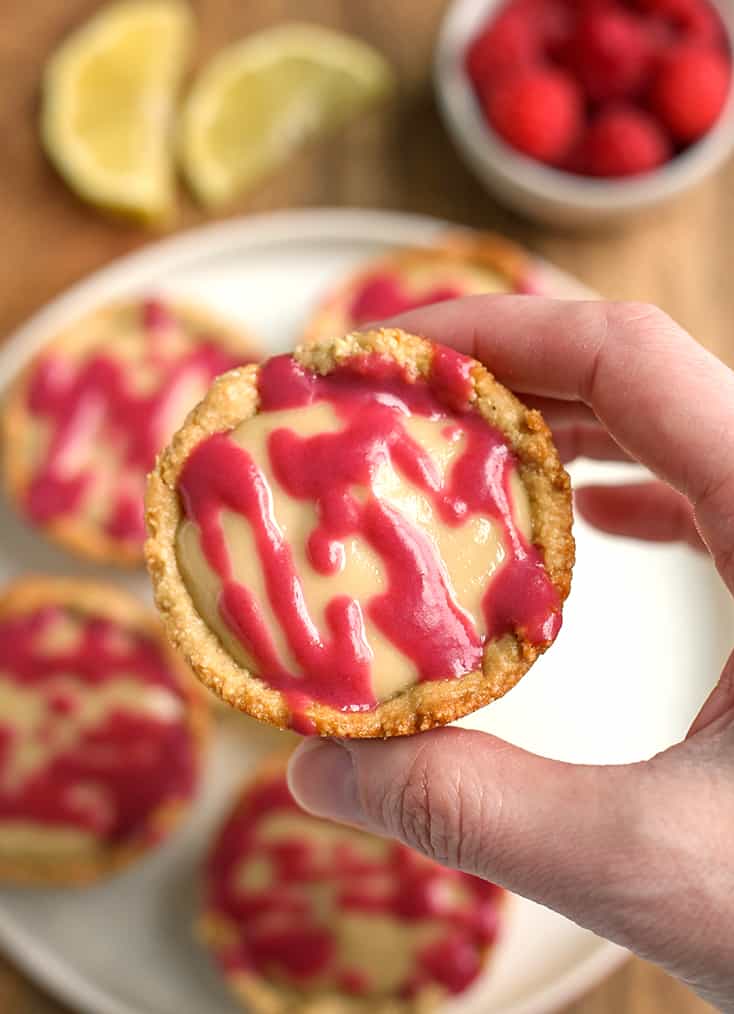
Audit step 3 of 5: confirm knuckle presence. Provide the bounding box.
[606,300,676,336]
[715,541,734,590]
[361,742,502,874]
[581,301,684,406]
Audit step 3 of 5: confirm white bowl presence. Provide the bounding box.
[434,0,734,227]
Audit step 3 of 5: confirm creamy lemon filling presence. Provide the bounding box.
[177,400,532,703]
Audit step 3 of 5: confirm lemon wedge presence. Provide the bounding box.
[41,0,193,224]
[179,23,394,207]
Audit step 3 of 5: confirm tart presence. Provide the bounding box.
[302,232,533,343]
[0,576,208,885]
[146,329,573,737]
[2,297,258,567]
[199,756,505,1013]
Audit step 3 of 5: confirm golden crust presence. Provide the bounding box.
[302,230,533,344]
[236,978,441,1014]
[0,575,209,887]
[197,754,488,1014]
[1,299,260,569]
[145,328,574,738]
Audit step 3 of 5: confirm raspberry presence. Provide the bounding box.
[567,7,653,102]
[580,106,671,175]
[679,3,726,45]
[482,67,583,163]
[465,7,539,88]
[650,44,730,141]
[537,0,575,57]
[636,0,725,45]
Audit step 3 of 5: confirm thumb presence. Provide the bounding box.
[288,729,663,953]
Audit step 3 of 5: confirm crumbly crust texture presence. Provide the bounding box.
[0,575,209,886]
[1,300,260,568]
[198,754,492,1014]
[302,230,532,343]
[145,328,574,738]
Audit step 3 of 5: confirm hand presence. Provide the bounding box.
[288,297,734,1012]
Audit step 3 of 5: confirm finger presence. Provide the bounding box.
[289,731,639,920]
[576,482,705,549]
[687,650,734,737]
[287,730,716,982]
[522,396,601,426]
[554,425,630,464]
[386,296,734,589]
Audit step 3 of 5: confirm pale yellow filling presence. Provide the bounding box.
[376,260,509,298]
[178,400,532,703]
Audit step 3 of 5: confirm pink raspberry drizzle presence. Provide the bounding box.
[23,299,247,546]
[348,272,465,324]
[0,606,197,843]
[205,770,503,996]
[176,348,561,726]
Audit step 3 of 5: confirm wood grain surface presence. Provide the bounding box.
[0,0,727,1012]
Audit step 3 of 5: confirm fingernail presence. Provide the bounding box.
[287,739,364,825]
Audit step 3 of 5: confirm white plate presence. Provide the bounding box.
[0,208,728,1014]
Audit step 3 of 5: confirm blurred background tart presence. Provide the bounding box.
[302,232,532,344]
[0,576,208,885]
[199,755,505,1013]
[146,329,573,737]
[1,297,259,567]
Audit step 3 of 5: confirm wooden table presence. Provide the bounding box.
[0,1,728,1012]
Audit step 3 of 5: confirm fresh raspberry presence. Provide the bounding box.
[482,67,583,163]
[635,0,725,45]
[566,7,653,102]
[536,0,575,57]
[465,7,539,88]
[650,44,731,141]
[580,106,671,175]
[678,3,726,45]
[645,14,678,54]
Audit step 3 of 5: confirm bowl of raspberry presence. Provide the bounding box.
[435,0,734,226]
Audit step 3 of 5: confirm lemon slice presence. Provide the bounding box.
[179,23,394,207]
[41,0,193,224]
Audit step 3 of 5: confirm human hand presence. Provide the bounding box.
[288,297,734,1012]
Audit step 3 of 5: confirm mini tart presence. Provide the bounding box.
[199,755,505,1013]
[2,297,259,568]
[146,329,573,737]
[302,231,532,344]
[0,575,208,886]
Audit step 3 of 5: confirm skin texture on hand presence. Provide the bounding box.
[288,297,734,1013]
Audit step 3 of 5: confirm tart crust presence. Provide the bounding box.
[0,575,209,886]
[1,299,259,568]
[302,230,533,343]
[198,753,504,1014]
[145,328,574,738]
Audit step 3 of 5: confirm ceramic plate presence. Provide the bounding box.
[0,209,727,1014]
